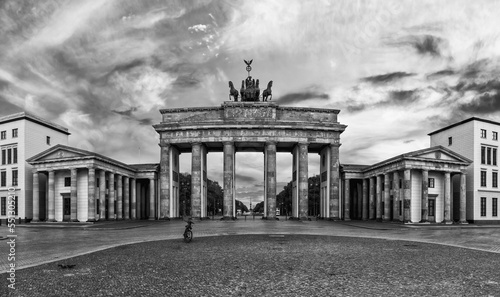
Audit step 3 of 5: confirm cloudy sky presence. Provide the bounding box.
[1,0,500,208]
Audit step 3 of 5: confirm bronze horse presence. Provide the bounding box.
[262,80,273,101]
[228,81,239,101]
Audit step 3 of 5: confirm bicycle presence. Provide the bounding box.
[183,220,194,243]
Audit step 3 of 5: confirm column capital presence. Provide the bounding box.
[158,142,171,148]
[87,165,95,170]
[223,141,234,146]
[190,142,202,147]
[265,140,277,146]
[298,142,309,146]
[32,169,39,174]
[330,141,341,148]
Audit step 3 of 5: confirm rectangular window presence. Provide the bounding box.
[481,171,487,187]
[493,198,498,217]
[487,147,492,165]
[429,199,435,216]
[494,148,497,166]
[7,148,11,164]
[494,131,498,141]
[46,136,51,145]
[481,129,487,138]
[13,147,17,164]
[14,196,17,216]
[428,178,435,188]
[0,131,6,140]
[64,177,71,187]
[493,172,498,188]
[1,149,4,165]
[481,197,487,216]
[0,197,5,215]
[448,137,452,146]
[0,171,5,187]
[12,169,17,187]
[481,146,486,164]
[12,128,17,138]
[399,200,402,216]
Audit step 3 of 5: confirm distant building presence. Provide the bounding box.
[0,112,69,221]
[429,117,500,223]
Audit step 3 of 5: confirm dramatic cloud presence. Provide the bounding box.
[362,72,416,84]
[276,91,329,104]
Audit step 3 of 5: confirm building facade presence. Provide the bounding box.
[0,112,69,222]
[429,117,500,223]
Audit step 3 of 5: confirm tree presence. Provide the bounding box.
[235,200,249,213]
[253,201,264,213]
[276,174,321,216]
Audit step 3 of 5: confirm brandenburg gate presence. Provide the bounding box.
[154,61,346,220]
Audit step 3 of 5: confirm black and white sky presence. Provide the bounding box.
[1,0,500,207]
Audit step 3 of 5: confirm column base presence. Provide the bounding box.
[443,220,453,224]
[343,218,351,221]
[459,220,469,224]
[299,216,309,221]
[222,216,236,220]
[70,219,79,222]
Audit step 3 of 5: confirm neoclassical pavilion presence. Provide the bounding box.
[27,145,158,222]
[153,102,347,220]
[341,146,471,223]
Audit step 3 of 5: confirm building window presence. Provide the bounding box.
[494,131,498,141]
[399,201,402,216]
[0,197,5,215]
[481,197,487,216]
[448,137,452,146]
[428,178,435,188]
[494,148,498,166]
[12,169,17,187]
[0,171,5,187]
[487,147,492,165]
[428,199,435,216]
[481,146,486,164]
[0,131,6,140]
[46,136,51,145]
[13,196,17,216]
[493,172,498,188]
[7,148,11,164]
[493,198,498,217]
[64,177,71,187]
[481,129,487,138]
[481,170,487,187]
[1,149,4,165]
[13,147,17,164]
[12,129,18,138]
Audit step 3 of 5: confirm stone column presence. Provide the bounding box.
[159,143,170,219]
[48,170,56,222]
[223,142,235,219]
[393,171,400,221]
[265,142,277,219]
[131,178,136,219]
[344,178,350,221]
[403,169,411,223]
[459,172,468,224]
[421,169,429,223]
[149,178,155,220]
[362,179,368,220]
[108,172,115,220]
[87,167,96,222]
[383,173,390,221]
[298,143,309,220]
[124,177,130,219]
[137,182,142,219]
[357,182,362,220]
[376,175,382,221]
[70,168,78,222]
[32,170,40,222]
[116,175,123,220]
[369,177,375,219]
[443,172,452,224]
[329,143,341,220]
[99,170,106,220]
[191,143,202,219]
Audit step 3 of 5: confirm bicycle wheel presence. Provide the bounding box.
[184,230,193,243]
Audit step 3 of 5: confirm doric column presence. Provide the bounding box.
[298,142,309,220]
[131,178,136,219]
[357,182,362,220]
[149,178,155,220]
[159,143,170,219]
[48,170,56,222]
[137,182,142,219]
[99,170,106,220]
[87,167,96,222]
[443,172,452,224]
[116,175,123,220]
[376,175,382,221]
[369,177,375,219]
[421,169,429,223]
[124,177,130,219]
[344,178,350,221]
[32,170,40,222]
[362,179,368,220]
[383,173,390,221]
[70,168,78,222]
[393,171,400,221]
[191,142,202,219]
[265,142,277,219]
[403,169,411,223]
[223,142,235,219]
[459,172,468,224]
[329,143,340,220]
[108,172,115,220]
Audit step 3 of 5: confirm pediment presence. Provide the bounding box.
[38,149,88,161]
[27,145,93,162]
[408,146,470,163]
